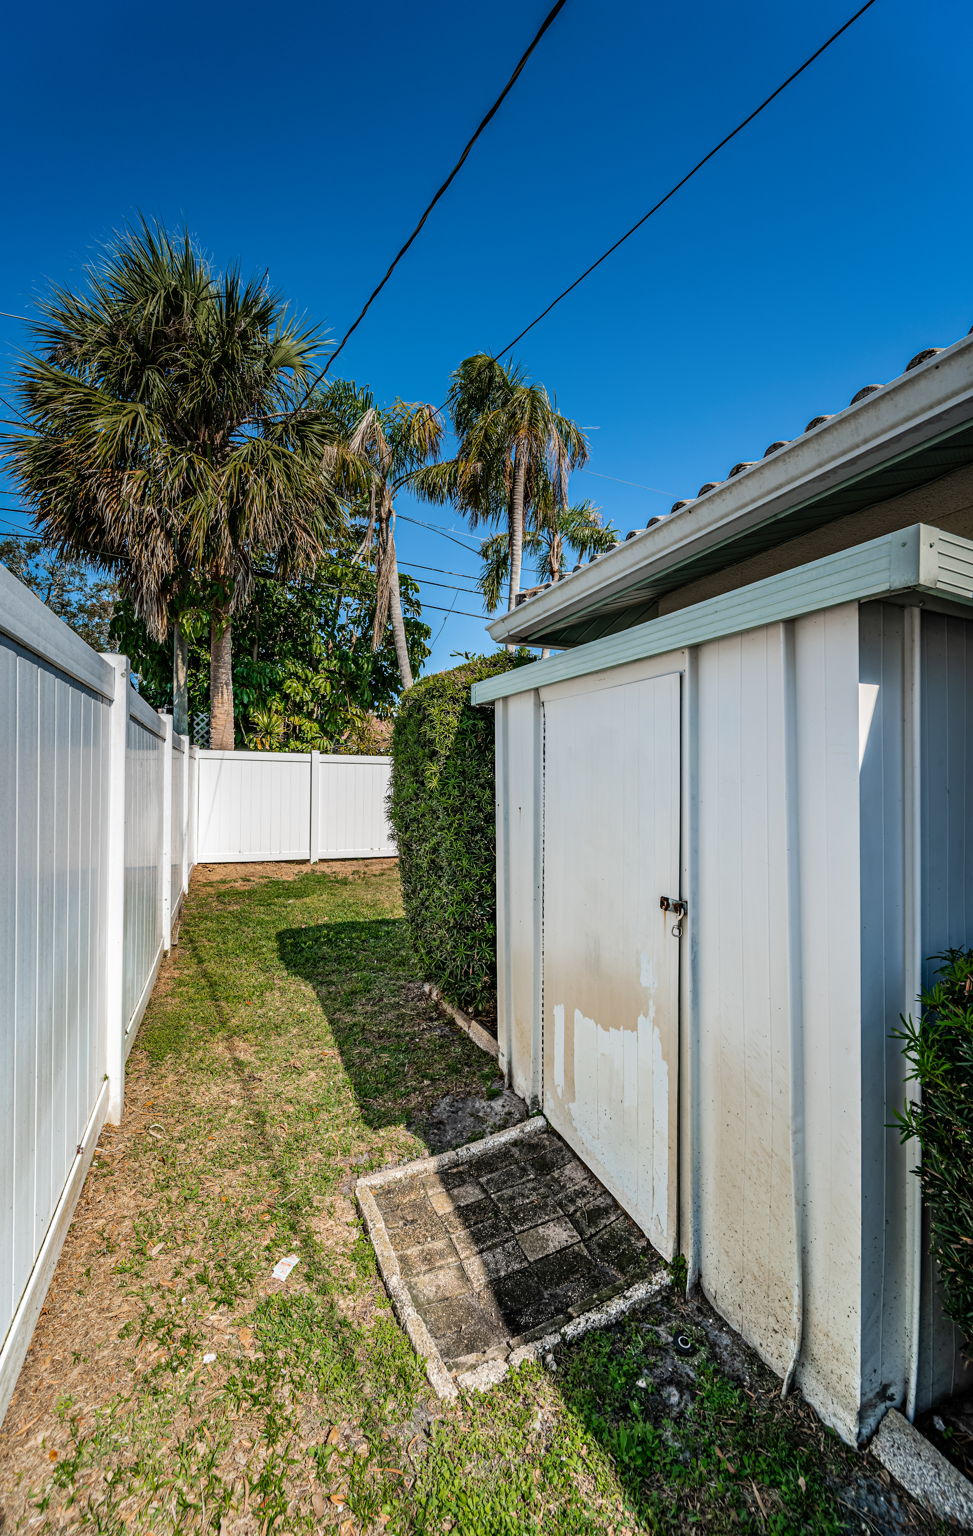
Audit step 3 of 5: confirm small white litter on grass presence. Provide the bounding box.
[202,1353,217,1364]
[271,1254,299,1281]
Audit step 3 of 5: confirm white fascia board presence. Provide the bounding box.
[472,525,971,704]
[488,335,973,645]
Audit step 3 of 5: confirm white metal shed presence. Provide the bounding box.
[473,337,973,1445]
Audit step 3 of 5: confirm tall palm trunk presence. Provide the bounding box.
[507,446,526,613]
[209,612,234,749]
[385,519,413,692]
[172,623,189,737]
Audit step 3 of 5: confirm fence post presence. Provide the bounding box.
[160,714,173,951]
[181,735,190,899]
[189,746,198,870]
[103,654,129,1126]
[309,750,320,863]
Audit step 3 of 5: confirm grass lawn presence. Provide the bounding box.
[0,863,938,1535]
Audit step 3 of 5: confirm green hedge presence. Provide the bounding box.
[388,652,531,1019]
[896,949,973,1348]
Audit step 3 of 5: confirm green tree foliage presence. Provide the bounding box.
[388,653,532,1019]
[4,220,343,745]
[895,949,973,1346]
[413,353,588,613]
[112,545,430,751]
[478,498,617,612]
[316,381,442,692]
[0,536,118,650]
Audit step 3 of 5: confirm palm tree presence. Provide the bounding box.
[317,382,441,692]
[413,353,588,614]
[478,498,617,612]
[5,221,343,747]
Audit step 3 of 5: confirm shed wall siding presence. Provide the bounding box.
[694,624,795,1376]
[857,602,914,1420]
[694,605,864,1438]
[494,693,542,1101]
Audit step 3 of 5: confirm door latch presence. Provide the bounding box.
[660,895,687,937]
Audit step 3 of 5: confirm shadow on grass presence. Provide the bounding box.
[277,918,498,1137]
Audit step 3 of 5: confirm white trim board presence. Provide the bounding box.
[487,335,973,646]
[472,525,971,705]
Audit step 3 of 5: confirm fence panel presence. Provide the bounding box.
[171,734,186,921]
[1,559,399,1425]
[317,755,395,857]
[195,750,395,862]
[122,696,166,1047]
[0,566,115,1422]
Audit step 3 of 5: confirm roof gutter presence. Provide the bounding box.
[472,524,973,704]
[487,334,973,647]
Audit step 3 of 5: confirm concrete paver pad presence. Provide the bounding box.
[357,1117,663,1393]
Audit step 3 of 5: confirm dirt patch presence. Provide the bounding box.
[414,1087,527,1153]
[917,1392,973,1485]
[190,857,398,887]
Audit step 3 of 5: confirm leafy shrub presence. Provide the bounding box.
[896,949,973,1346]
[388,653,532,1019]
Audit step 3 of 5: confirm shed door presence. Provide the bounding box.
[542,672,681,1256]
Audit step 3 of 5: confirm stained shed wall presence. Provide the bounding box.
[493,601,935,1443]
[694,605,865,1439]
[494,691,542,1100]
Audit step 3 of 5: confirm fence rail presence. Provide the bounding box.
[0,561,396,1427]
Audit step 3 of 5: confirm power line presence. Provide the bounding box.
[408,573,482,597]
[398,558,481,581]
[496,0,881,356]
[579,468,675,497]
[312,0,570,386]
[395,512,483,550]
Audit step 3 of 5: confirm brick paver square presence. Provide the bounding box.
[362,1124,661,1386]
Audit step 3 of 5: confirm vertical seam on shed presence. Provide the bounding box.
[538,702,547,1115]
[781,620,807,1398]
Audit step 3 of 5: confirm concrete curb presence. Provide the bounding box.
[870,1408,973,1527]
[357,1114,547,1193]
[423,982,499,1060]
[356,1117,671,1400]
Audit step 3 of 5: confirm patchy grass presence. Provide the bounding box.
[0,862,940,1535]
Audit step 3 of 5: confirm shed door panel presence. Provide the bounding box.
[542,672,681,1256]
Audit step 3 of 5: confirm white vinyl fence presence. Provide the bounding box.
[196,750,395,862]
[0,560,393,1426]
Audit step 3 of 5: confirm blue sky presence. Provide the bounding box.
[1,0,970,671]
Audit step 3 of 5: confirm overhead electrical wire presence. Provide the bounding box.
[495,0,881,355]
[308,0,570,387]
[1,1,879,581]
